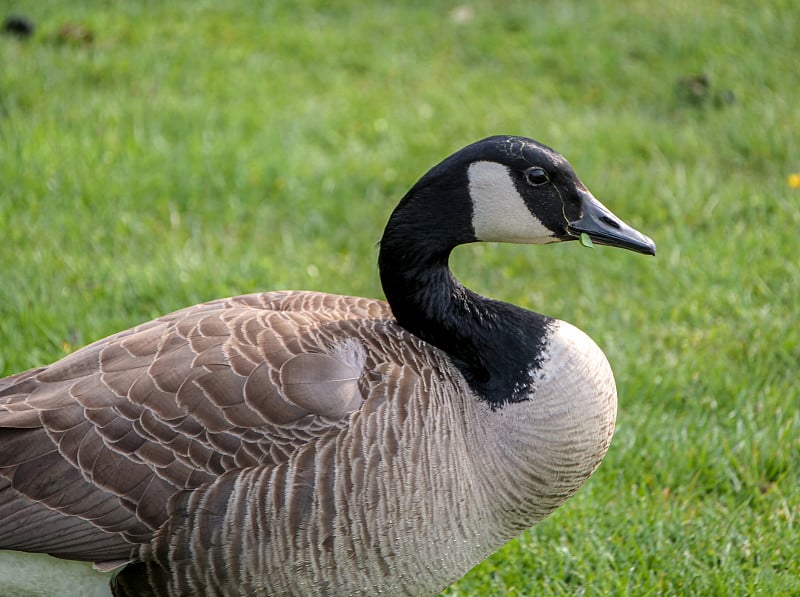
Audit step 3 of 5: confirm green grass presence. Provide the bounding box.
[1,0,798,594]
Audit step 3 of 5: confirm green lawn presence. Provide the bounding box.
[1,0,798,594]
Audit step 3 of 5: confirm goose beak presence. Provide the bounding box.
[568,190,656,256]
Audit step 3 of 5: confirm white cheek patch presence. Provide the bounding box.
[468,160,558,244]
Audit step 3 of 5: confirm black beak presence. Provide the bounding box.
[567,190,656,256]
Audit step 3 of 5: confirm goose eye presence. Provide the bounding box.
[524,167,549,186]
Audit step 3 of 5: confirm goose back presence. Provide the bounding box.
[1,290,615,596]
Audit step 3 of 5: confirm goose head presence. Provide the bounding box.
[468,138,655,254]
[382,135,655,258]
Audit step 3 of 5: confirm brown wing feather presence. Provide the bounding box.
[0,291,396,562]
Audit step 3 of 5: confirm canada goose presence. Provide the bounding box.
[0,135,655,596]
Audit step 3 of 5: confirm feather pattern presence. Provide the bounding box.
[0,293,392,558]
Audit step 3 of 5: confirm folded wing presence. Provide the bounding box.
[0,291,398,563]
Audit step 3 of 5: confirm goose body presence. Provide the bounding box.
[0,136,654,596]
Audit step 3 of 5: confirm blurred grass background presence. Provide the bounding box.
[1,0,798,594]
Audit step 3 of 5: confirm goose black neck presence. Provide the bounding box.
[378,189,552,407]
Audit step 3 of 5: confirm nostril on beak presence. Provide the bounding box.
[600,216,620,229]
